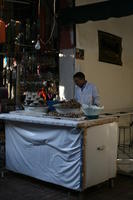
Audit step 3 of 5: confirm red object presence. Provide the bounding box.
[59,0,68,9]
[60,25,73,49]
[38,87,47,101]
[59,0,74,49]
[0,19,5,43]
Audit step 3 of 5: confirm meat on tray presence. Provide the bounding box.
[59,99,81,109]
[48,111,83,118]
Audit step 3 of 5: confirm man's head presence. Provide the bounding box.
[73,72,86,88]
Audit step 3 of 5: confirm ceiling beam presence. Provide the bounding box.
[58,0,133,24]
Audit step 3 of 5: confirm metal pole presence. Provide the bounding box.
[16,63,20,107]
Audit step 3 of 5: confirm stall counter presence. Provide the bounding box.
[0,112,118,191]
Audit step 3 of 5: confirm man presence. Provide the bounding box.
[73,72,100,106]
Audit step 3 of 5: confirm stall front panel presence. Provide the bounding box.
[84,122,118,189]
[6,121,83,191]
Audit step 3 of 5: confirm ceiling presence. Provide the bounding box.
[58,0,133,24]
[76,0,109,6]
[2,0,38,22]
[4,0,34,4]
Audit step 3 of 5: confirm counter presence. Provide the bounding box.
[0,112,118,191]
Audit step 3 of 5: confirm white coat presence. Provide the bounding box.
[74,82,100,106]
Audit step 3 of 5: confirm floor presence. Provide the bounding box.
[0,170,133,200]
[0,145,133,200]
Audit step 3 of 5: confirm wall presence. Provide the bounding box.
[76,15,133,110]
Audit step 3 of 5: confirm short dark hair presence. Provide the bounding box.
[73,72,85,80]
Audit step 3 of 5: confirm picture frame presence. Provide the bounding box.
[98,30,122,65]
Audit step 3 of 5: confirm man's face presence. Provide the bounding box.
[74,77,84,88]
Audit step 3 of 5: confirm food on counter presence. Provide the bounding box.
[60,99,81,109]
[48,111,83,118]
[53,99,81,114]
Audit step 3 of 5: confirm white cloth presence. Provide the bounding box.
[74,82,100,106]
[5,121,83,190]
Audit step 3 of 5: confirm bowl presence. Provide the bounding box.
[24,105,48,113]
[47,100,59,111]
[81,104,104,118]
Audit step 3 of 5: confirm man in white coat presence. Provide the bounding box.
[73,72,100,106]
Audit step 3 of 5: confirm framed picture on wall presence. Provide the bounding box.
[76,48,84,60]
[98,30,122,65]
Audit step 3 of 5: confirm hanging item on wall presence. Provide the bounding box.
[31,22,38,42]
[35,34,41,50]
[76,48,84,60]
[25,18,31,43]
[6,19,16,56]
[38,0,46,51]
[98,30,122,66]
[0,0,4,9]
